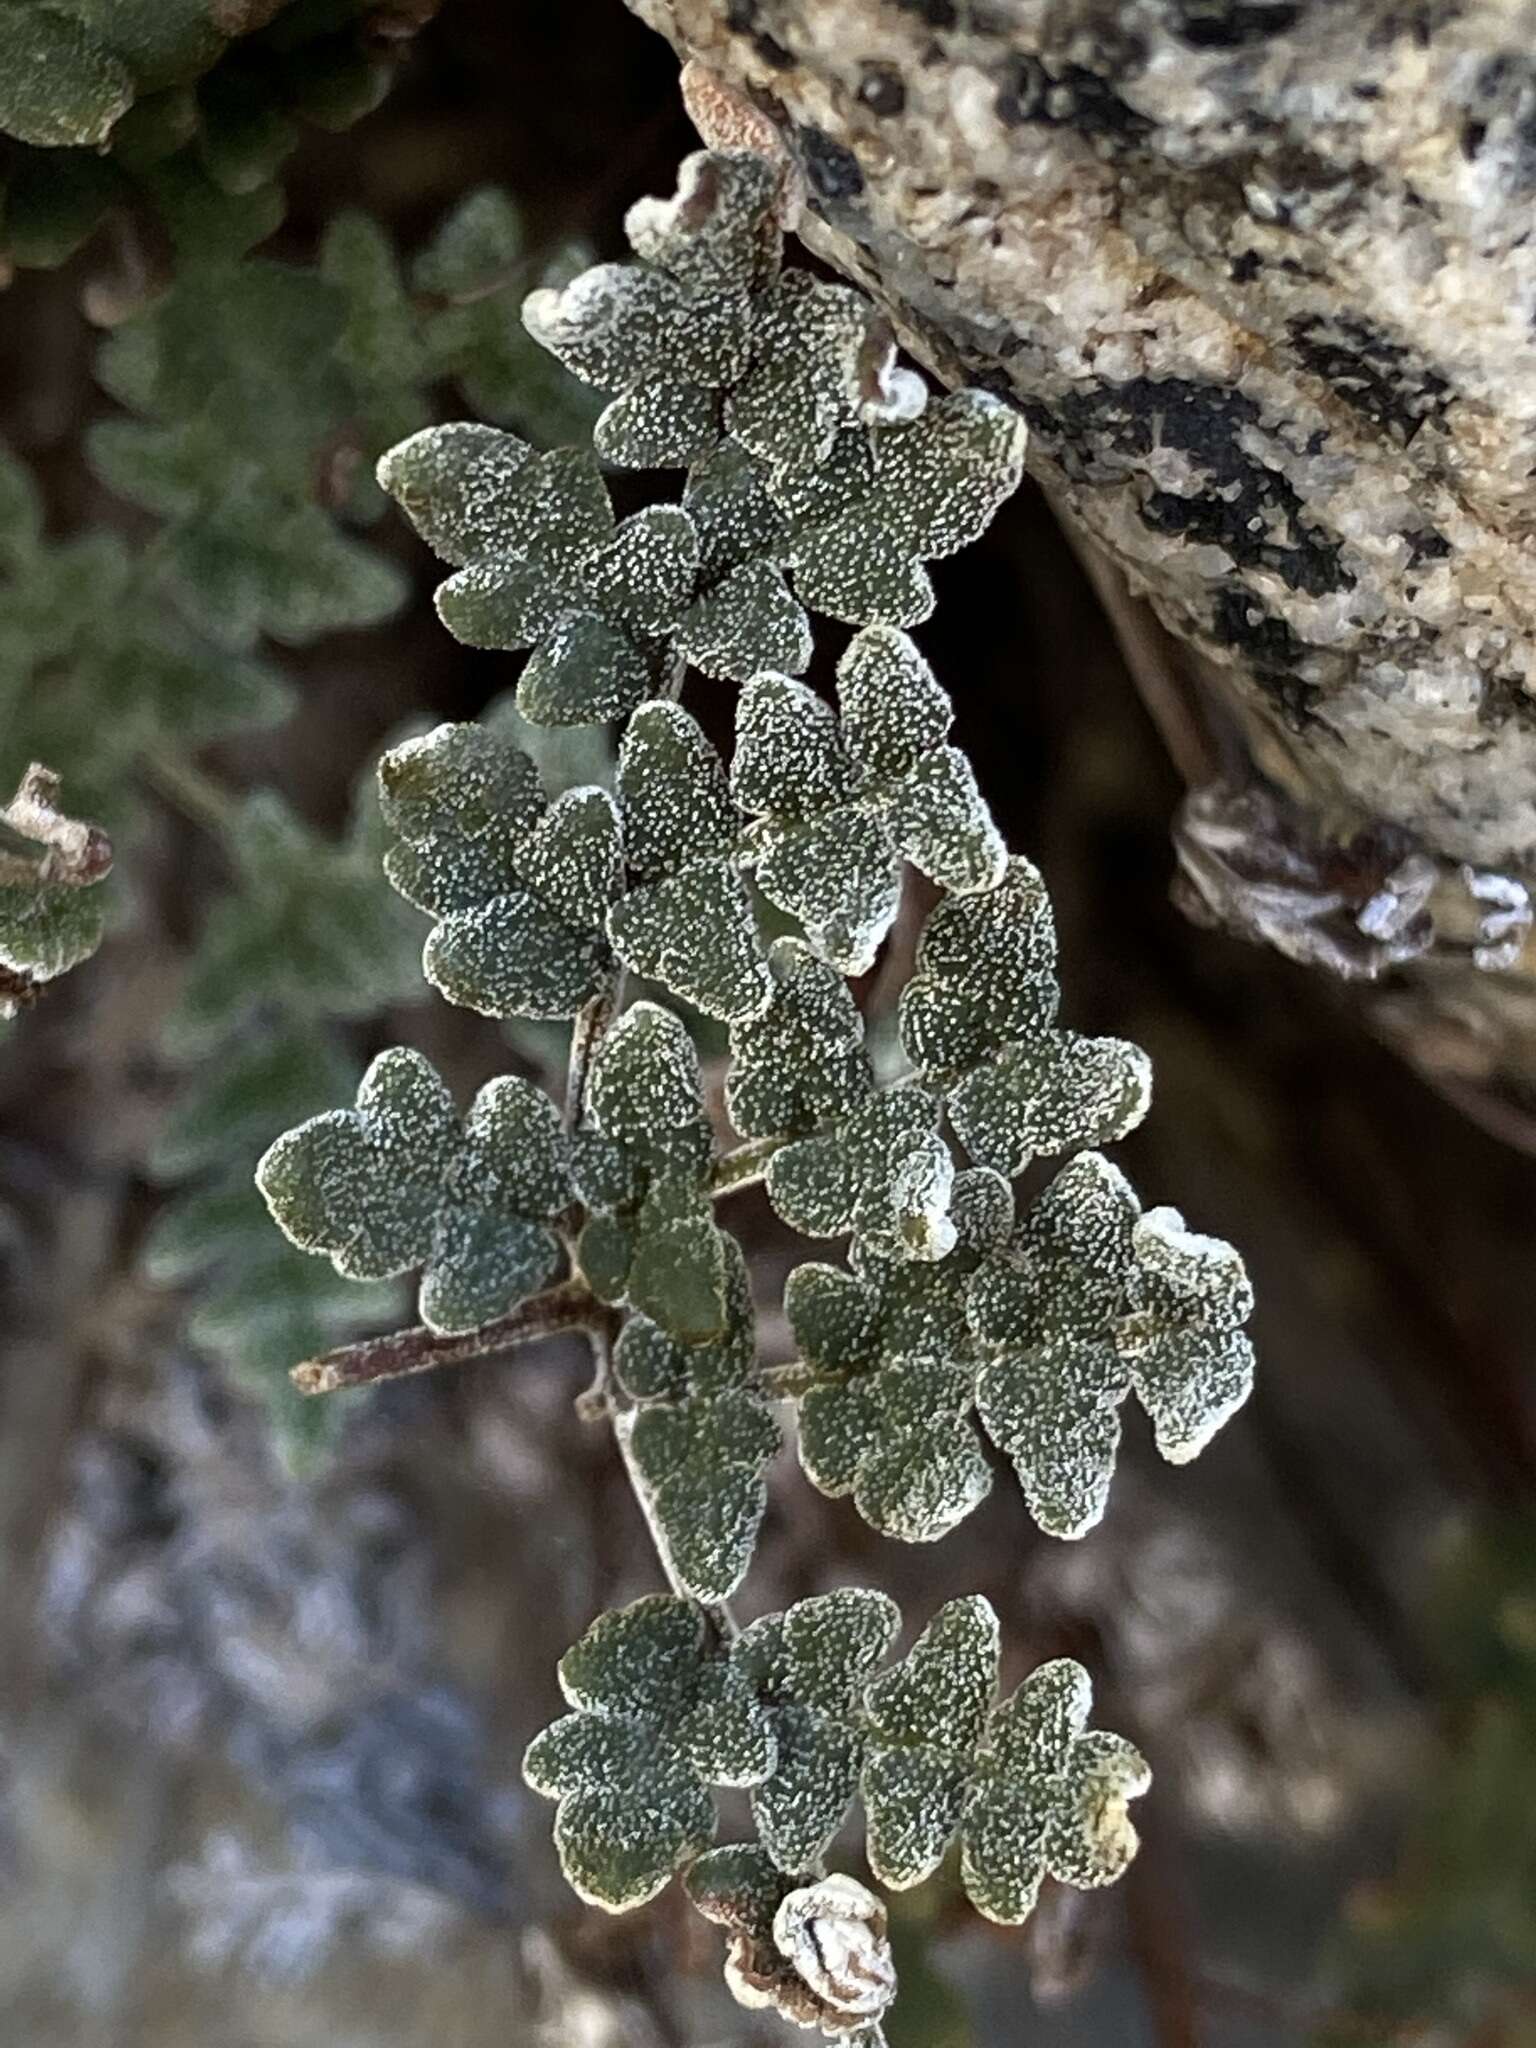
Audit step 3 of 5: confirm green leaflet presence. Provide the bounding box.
[729,946,958,1253]
[90,257,405,648]
[960,1661,1152,1921]
[242,140,1252,2043]
[609,701,770,1024]
[523,1596,774,1911]
[68,187,592,682]
[381,422,701,726]
[1116,1203,1259,1464]
[0,764,113,1019]
[766,1087,958,1265]
[675,443,811,682]
[572,1000,734,1344]
[726,938,870,1141]
[900,858,1153,1176]
[0,875,105,1015]
[788,1170,1013,1543]
[861,1596,1000,1889]
[776,391,1027,628]
[616,1232,779,1604]
[897,854,1056,1079]
[513,148,1025,670]
[256,1045,573,1335]
[0,9,134,149]
[727,946,983,1272]
[577,999,716,1188]
[734,627,1006,976]
[723,948,958,1263]
[722,849,1152,1291]
[727,269,915,478]
[528,1592,1148,1950]
[379,721,620,1021]
[521,150,782,470]
[731,1588,901,1874]
[861,1602,1150,1922]
[0,446,289,826]
[968,1152,1256,1538]
[780,1143,1253,1548]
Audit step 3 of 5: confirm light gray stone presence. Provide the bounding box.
[630,0,1536,1119]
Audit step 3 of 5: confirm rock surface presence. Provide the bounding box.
[629,0,1536,1125]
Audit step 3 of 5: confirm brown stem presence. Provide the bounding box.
[709,1133,788,1194]
[565,988,616,1131]
[758,1359,816,1400]
[1124,1821,1202,2048]
[291,1277,612,1395]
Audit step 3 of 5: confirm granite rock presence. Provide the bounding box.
[630,0,1536,1120]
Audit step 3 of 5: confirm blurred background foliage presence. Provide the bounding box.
[0,4,1533,2044]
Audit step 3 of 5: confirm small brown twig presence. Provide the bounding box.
[291,1277,614,1395]
[709,1133,789,1195]
[565,988,616,1131]
[757,1360,817,1401]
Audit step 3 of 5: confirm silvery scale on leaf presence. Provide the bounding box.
[255,146,1256,2038]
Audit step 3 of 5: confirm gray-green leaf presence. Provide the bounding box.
[968,1153,1254,1537]
[256,1046,571,1335]
[736,629,1004,975]
[524,1596,774,1911]
[379,722,619,1020]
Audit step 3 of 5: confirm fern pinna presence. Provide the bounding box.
[256,148,1256,2041]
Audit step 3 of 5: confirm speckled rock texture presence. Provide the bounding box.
[629,0,1536,1121]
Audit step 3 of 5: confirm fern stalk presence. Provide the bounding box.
[290,1277,615,1394]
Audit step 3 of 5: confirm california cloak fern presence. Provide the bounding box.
[255,145,1258,2040]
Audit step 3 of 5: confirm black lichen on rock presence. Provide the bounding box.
[995,58,1153,145]
[1289,314,1451,442]
[1173,1,1305,49]
[1023,377,1352,598]
[797,124,866,201]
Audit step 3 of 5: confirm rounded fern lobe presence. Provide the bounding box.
[852,1391,993,1544]
[0,874,107,986]
[254,1046,575,1332]
[254,1112,360,1254]
[423,893,613,1020]
[555,1774,717,1913]
[378,721,622,1020]
[0,11,134,148]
